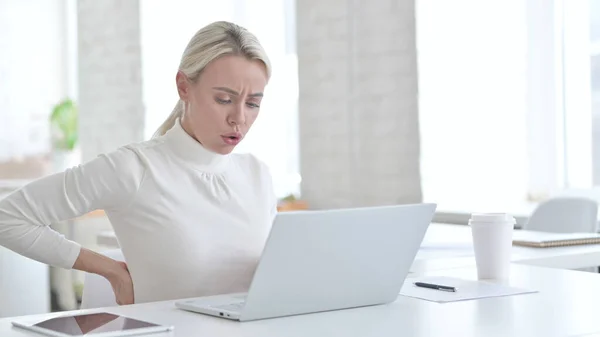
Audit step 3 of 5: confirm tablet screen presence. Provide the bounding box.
[31,312,162,336]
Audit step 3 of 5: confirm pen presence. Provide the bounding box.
[414,282,457,292]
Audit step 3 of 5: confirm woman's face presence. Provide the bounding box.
[177,55,268,154]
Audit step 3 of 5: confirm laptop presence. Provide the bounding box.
[175,203,436,321]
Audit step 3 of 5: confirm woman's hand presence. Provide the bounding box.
[73,248,135,305]
[106,261,134,305]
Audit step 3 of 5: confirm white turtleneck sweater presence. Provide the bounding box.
[0,119,277,303]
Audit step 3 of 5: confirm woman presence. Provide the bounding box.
[0,21,277,306]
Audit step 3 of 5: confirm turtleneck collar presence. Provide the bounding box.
[162,118,230,173]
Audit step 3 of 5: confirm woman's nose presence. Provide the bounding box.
[228,103,246,126]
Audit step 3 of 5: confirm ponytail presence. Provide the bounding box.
[152,100,184,138]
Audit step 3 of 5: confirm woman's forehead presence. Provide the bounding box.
[199,55,268,90]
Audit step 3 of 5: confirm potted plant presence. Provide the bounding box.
[49,98,80,172]
[277,194,309,212]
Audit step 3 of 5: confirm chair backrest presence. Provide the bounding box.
[80,249,125,309]
[524,197,599,233]
[556,187,600,203]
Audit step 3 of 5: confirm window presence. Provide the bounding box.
[140,0,300,199]
[553,0,600,189]
[592,0,600,183]
[417,1,529,211]
[418,0,600,212]
[560,0,600,187]
[0,0,74,163]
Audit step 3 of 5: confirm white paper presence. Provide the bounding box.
[400,276,538,303]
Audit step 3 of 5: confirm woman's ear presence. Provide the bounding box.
[175,71,190,101]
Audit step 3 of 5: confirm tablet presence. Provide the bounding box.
[11,312,173,337]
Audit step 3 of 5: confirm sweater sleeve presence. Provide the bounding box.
[0,146,146,269]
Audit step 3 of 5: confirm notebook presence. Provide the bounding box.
[512,230,600,248]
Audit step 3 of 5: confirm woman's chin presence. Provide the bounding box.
[212,144,236,155]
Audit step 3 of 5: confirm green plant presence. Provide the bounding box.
[50,98,78,150]
[280,194,297,203]
[73,281,84,302]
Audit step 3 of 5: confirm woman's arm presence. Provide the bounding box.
[0,146,145,280]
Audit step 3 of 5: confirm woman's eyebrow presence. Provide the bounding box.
[213,87,263,97]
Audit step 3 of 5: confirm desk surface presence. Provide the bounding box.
[2,264,600,337]
[433,204,535,225]
[97,223,600,272]
[411,223,600,272]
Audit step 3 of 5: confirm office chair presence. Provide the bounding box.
[524,197,598,272]
[80,249,125,309]
[523,197,598,233]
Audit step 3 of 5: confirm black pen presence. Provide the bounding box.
[414,282,457,292]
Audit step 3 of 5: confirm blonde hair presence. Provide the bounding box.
[152,21,272,138]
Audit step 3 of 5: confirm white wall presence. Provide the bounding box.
[297,0,422,208]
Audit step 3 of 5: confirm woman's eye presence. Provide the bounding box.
[215,98,232,104]
[246,102,260,109]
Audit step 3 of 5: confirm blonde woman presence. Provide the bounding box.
[0,21,277,306]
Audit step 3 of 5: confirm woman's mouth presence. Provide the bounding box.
[222,133,242,145]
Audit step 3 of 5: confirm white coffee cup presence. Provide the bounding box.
[468,213,515,280]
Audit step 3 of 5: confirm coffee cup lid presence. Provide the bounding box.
[469,213,516,224]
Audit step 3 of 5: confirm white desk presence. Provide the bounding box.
[435,199,600,227]
[98,223,600,272]
[2,264,600,337]
[410,223,600,273]
[434,205,534,226]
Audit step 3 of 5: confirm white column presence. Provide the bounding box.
[297,0,422,209]
[77,0,145,162]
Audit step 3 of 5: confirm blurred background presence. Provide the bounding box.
[1,0,600,318]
